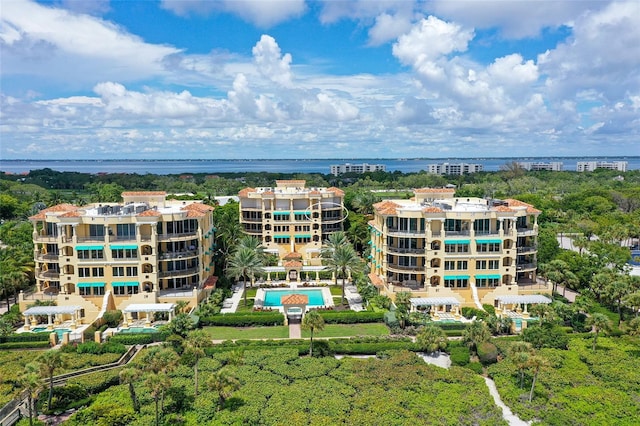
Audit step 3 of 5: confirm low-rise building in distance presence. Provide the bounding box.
[576,161,628,172]
[427,162,484,175]
[330,163,386,176]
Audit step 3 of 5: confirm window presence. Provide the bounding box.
[457,261,468,270]
[92,267,104,277]
[488,260,500,269]
[273,225,289,232]
[112,248,138,259]
[116,224,136,238]
[79,287,91,296]
[77,249,104,260]
[274,236,290,244]
[78,267,90,277]
[476,278,499,288]
[89,224,104,237]
[126,267,138,276]
[477,243,500,252]
[444,261,456,270]
[444,278,468,288]
[445,243,469,253]
[476,260,486,270]
[294,225,310,232]
[294,213,308,221]
[114,285,139,296]
[473,219,490,234]
[398,257,417,267]
[295,236,311,243]
[94,286,105,296]
[112,267,125,277]
[273,214,290,221]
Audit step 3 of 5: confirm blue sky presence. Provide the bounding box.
[1,0,638,160]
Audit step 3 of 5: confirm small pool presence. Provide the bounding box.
[263,289,326,307]
[32,327,72,339]
[119,326,160,333]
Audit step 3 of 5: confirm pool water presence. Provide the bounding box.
[119,326,160,333]
[263,289,325,307]
[32,327,72,339]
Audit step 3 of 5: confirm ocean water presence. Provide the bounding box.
[1,157,639,175]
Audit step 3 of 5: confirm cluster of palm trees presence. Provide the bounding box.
[320,231,363,305]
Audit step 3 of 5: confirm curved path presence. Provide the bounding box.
[484,377,531,426]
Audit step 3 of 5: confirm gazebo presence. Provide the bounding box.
[22,305,83,330]
[122,303,175,327]
[410,297,462,321]
[281,294,308,325]
[495,295,552,332]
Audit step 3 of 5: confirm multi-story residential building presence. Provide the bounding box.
[330,163,386,176]
[238,180,345,271]
[427,163,483,175]
[517,162,563,171]
[22,192,216,325]
[576,161,628,172]
[368,188,550,309]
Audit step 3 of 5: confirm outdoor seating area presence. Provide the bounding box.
[410,297,466,322]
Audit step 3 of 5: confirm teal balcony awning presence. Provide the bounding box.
[475,274,501,279]
[293,210,310,214]
[111,281,139,287]
[445,240,470,244]
[274,234,290,239]
[476,239,502,244]
[444,275,470,280]
[295,234,311,238]
[75,245,103,251]
[273,211,290,215]
[77,282,105,288]
[110,245,138,250]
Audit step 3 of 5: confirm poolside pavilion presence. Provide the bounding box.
[410,297,463,321]
[122,303,175,328]
[495,294,552,332]
[22,305,84,330]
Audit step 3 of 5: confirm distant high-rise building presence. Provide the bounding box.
[427,163,483,175]
[330,163,386,176]
[517,162,563,171]
[576,161,628,172]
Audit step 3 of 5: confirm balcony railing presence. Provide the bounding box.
[517,227,536,236]
[387,228,424,236]
[386,263,423,271]
[159,250,197,260]
[36,253,60,261]
[517,245,538,253]
[77,236,106,243]
[444,230,471,236]
[517,263,537,271]
[159,267,199,278]
[37,270,60,280]
[386,247,425,255]
[157,231,198,240]
[241,217,263,222]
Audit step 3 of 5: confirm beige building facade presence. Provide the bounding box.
[24,192,216,324]
[369,188,551,307]
[238,180,345,266]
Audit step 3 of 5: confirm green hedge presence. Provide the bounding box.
[0,333,51,343]
[477,341,499,365]
[449,346,471,366]
[317,310,385,324]
[107,331,169,345]
[0,341,51,349]
[199,312,284,327]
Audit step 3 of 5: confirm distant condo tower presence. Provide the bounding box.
[330,162,386,176]
[516,162,563,171]
[576,161,628,172]
[427,162,483,175]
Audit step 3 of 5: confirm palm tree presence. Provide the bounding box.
[508,341,533,388]
[38,349,65,410]
[623,291,640,318]
[587,313,612,351]
[462,320,490,355]
[227,246,264,306]
[207,369,240,410]
[394,291,412,329]
[19,362,42,426]
[301,310,325,357]
[184,329,212,397]
[416,324,447,355]
[322,243,362,305]
[145,372,171,426]
[350,191,380,215]
[119,367,141,413]
[527,354,548,402]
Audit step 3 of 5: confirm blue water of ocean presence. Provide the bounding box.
[1,158,639,175]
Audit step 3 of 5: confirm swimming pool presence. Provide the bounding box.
[32,327,72,340]
[262,289,327,307]
[119,326,161,333]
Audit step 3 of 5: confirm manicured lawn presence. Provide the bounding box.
[329,286,344,296]
[243,287,258,298]
[301,323,390,338]
[202,326,289,340]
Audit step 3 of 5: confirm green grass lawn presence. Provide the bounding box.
[202,326,289,340]
[329,285,344,296]
[301,323,389,338]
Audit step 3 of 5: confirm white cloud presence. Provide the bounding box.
[160,0,306,27]
[368,12,414,46]
[252,35,293,87]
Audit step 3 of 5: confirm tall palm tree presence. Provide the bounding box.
[587,313,612,351]
[508,341,533,388]
[322,243,362,305]
[119,367,141,413]
[184,329,212,397]
[416,324,447,355]
[146,372,171,426]
[38,349,65,410]
[302,310,325,357]
[462,320,491,355]
[19,362,42,426]
[227,246,264,306]
[207,369,240,410]
[527,354,548,402]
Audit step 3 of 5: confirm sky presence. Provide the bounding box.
[0,0,639,160]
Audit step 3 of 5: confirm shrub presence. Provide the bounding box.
[476,341,499,365]
[466,361,484,374]
[449,346,470,366]
[522,325,569,349]
[462,307,488,320]
[199,312,284,327]
[0,333,50,343]
[482,304,496,315]
[107,331,169,345]
[101,310,122,328]
[0,341,50,349]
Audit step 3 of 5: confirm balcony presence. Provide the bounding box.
[386,263,423,272]
[36,253,60,262]
[159,267,199,278]
[77,236,106,243]
[517,227,536,236]
[37,270,60,280]
[386,247,425,255]
[517,263,537,271]
[159,250,198,260]
[157,231,198,241]
[517,245,538,254]
[34,234,59,243]
[241,217,263,222]
[387,228,425,236]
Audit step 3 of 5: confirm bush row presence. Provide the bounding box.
[0,341,51,349]
[0,333,51,343]
[107,331,169,345]
[317,310,385,324]
[199,312,284,327]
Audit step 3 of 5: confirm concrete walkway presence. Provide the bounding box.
[289,323,301,338]
[484,377,531,426]
[220,283,245,313]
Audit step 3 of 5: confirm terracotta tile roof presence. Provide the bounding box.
[281,294,308,305]
[137,209,162,217]
[373,200,400,215]
[276,180,306,185]
[504,199,541,214]
[284,260,303,268]
[494,206,513,212]
[203,275,218,289]
[122,191,167,196]
[326,187,345,196]
[284,252,302,260]
[182,203,214,213]
[29,204,78,220]
[185,210,205,218]
[368,273,384,289]
[238,188,255,197]
[309,190,322,195]
[59,211,82,218]
[414,188,456,193]
[422,207,443,213]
